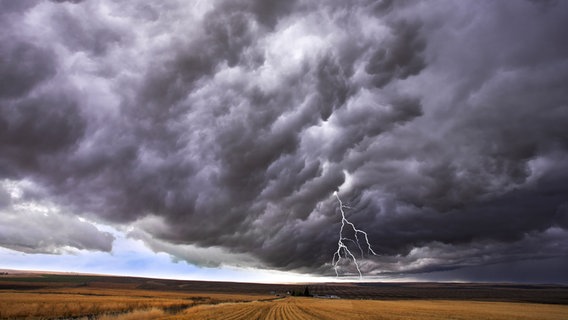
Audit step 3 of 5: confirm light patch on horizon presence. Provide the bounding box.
[0,223,330,284]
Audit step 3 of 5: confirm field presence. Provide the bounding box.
[1,270,567,319]
[181,297,568,320]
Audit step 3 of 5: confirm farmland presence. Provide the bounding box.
[1,270,567,319]
[181,297,568,320]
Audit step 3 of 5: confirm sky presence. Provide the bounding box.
[1,0,568,284]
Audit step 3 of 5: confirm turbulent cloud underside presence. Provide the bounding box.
[1,0,567,280]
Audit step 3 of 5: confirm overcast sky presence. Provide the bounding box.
[1,0,568,284]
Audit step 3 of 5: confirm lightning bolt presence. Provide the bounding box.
[332,191,377,279]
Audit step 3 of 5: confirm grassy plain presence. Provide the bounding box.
[1,271,567,319]
[0,287,271,319]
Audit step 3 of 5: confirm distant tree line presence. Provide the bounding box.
[290,286,312,297]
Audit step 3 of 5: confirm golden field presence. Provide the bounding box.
[2,289,568,319]
[178,297,568,320]
[0,287,272,319]
[1,272,568,319]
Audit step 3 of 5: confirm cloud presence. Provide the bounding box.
[0,0,567,281]
[365,20,426,88]
[0,41,56,98]
[51,0,84,3]
[0,0,39,14]
[128,215,261,268]
[0,180,114,254]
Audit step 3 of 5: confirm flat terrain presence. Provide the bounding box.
[181,297,568,320]
[1,270,567,319]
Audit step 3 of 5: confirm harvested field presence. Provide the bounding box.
[179,297,568,320]
[172,297,568,320]
[1,271,567,319]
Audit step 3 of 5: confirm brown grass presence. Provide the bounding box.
[97,308,166,320]
[0,287,271,319]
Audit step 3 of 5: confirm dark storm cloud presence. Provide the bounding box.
[0,0,39,13]
[209,0,298,29]
[0,11,85,178]
[1,0,567,281]
[365,20,426,88]
[0,41,56,99]
[50,9,123,56]
[51,0,84,3]
[0,94,85,176]
[416,257,568,284]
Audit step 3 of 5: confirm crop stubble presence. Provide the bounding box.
[177,297,568,320]
[1,273,568,319]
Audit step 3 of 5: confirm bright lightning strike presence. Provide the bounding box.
[332,191,377,279]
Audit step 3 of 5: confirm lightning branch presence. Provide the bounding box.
[332,192,377,279]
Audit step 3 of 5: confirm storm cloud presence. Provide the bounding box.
[1,0,567,281]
